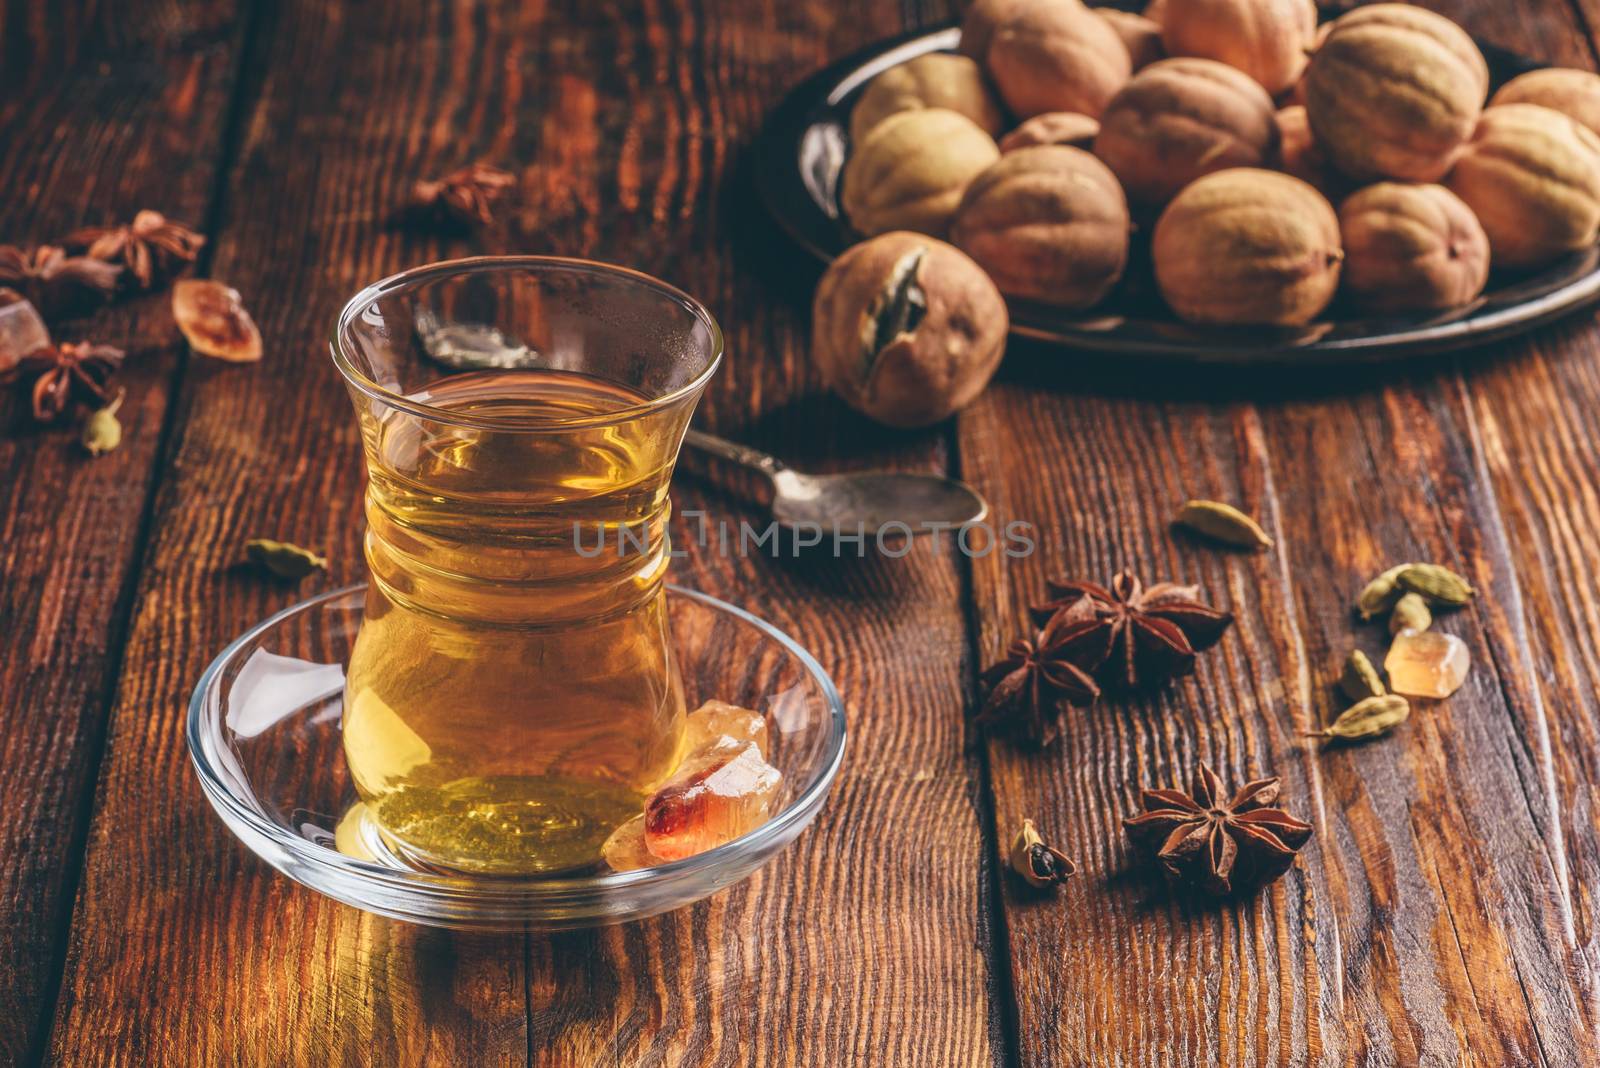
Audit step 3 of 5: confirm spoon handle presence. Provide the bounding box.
[683,429,786,478]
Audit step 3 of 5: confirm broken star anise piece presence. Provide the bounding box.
[0,341,125,423]
[1031,572,1234,691]
[172,279,263,362]
[64,210,205,291]
[1123,764,1313,897]
[0,245,121,320]
[402,162,516,229]
[978,632,1101,748]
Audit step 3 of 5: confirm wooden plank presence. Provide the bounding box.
[1467,324,1600,1049]
[44,0,998,1064]
[965,2,1600,1064]
[36,0,531,1061]
[1296,2,1600,1055]
[967,336,1599,1067]
[1450,0,1600,1047]
[1462,0,1600,1040]
[0,3,244,1065]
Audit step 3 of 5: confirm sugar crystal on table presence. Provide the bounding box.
[0,289,48,372]
[644,738,782,862]
[1385,630,1470,699]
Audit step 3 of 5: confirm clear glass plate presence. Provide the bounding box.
[187,584,847,931]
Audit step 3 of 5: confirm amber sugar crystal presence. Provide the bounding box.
[0,289,49,371]
[645,739,782,862]
[683,699,769,758]
[599,814,656,873]
[1385,630,1470,699]
[602,700,783,870]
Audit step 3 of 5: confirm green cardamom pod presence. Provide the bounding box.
[1395,563,1475,607]
[1389,592,1432,635]
[1173,499,1272,550]
[1311,694,1410,744]
[245,538,328,580]
[1338,649,1386,701]
[1355,564,1410,620]
[81,391,125,457]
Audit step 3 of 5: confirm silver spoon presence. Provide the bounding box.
[683,429,990,536]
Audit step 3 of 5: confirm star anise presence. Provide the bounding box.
[978,632,1101,747]
[1031,572,1234,691]
[0,245,121,320]
[0,341,125,422]
[402,162,516,229]
[1123,764,1313,896]
[64,210,205,290]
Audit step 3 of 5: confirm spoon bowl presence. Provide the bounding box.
[684,429,990,537]
[770,469,989,535]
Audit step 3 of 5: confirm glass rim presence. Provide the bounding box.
[328,255,725,432]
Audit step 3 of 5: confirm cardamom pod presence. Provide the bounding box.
[1310,694,1410,744]
[245,538,328,580]
[1008,818,1076,889]
[1338,649,1386,701]
[1389,592,1432,635]
[81,390,125,457]
[1173,499,1272,550]
[1355,564,1410,620]
[1395,563,1475,607]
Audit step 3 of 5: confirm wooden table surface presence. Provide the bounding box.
[4,0,1600,1064]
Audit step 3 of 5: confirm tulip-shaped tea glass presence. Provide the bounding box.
[332,257,723,875]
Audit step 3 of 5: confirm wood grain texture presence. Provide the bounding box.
[966,336,1600,1067]
[0,2,245,1064]
[1449,0,1600,1045]
[963,3,1600,1064]
[39,0,534,1060]
[8,0,1600,1064]
[1470,326,1600,1034]
[41,0,998,1065]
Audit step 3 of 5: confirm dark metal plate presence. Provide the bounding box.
[753,17,1600,364]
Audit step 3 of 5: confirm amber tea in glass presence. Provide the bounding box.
[332,258,722,874]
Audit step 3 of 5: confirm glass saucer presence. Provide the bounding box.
[187,584,847,931]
